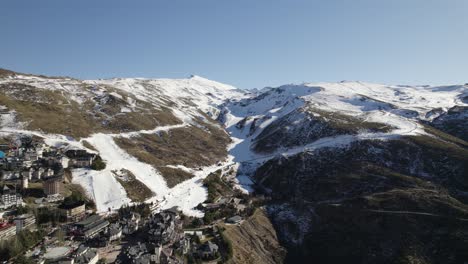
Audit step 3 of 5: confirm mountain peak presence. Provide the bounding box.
[188,74,212,82]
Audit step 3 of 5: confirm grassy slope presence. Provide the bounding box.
[0,85,98,138]
[0,73,230,188]
[221,209,286,264]
[112,169,154,203]
[0,81,180,139]
[203,170,234,203]
[115,123,230,187]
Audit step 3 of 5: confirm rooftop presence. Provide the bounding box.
[227,215,242,223]
[76,214,101,225]
[43,246,73,260]
[0,222,15,230]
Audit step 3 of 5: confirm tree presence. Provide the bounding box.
[14,255,34,264]
[16,205,30,215]
[55,228,65,244]
[190,218,203,228]
[91,155,106,170]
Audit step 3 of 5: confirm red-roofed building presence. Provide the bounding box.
[0,222,16,240]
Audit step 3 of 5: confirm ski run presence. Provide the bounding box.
[0,74,466,216]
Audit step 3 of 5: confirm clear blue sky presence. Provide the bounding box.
[1,0,467,89]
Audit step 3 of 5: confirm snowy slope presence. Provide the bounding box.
[85,75,246,121]
[0,71,247,215]
[1,69,466,215]
[221,82,468,192]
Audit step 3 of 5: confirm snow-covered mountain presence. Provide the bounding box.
[221,81,468,263]
[0,69,247,215]
[222,81,467,181]
[1,68,467,263]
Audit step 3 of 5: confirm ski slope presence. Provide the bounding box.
[1,72,466,215]
[222,81,467,192]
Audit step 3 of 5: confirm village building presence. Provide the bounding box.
[183,230,204,241]
[215,197,229,204]
[24,149,39,162]
[0,144,9,152]
[107,223,122,241]
[46,194,64,203]
[44,177,63,196]
[0,171,16,181]
[73,215,109,239]
[177,237,191,255]
[44,168,55,178]
[232,198,247,212]
[57,258,74,264]
[22,159,33,168]
[122,221,138,235]
[0,185,22,210]
[14,214,36,233]
[35,143,48,157]
[160,248,181,264]
[33,167,45,180]
[41,153,68,169]
[197,241,219,259]
[121,212,141,235]
[5,157,23,170]
[0,221,16,240]
[22,167,34,180]
[43,246,74,263]
[65,150,95,168]
[226,215,242,224]
[60,156,70,169]
[21,176,29,189]
[121,242,152,263]
[59,201,86,221]
[74,245,99,264]
[147,209,183,245]
[117,242,180,264]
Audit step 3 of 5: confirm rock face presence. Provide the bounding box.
[223,209,286,264]
[430,106,468,141]
[254,134,468,263]
[252,108,392,153]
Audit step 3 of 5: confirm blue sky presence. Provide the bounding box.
[1,0,467,89]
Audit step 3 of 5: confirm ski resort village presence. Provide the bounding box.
[0,133,260,264]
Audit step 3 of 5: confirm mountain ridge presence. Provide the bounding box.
[1,68,467,263]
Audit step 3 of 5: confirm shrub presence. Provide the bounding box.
[91,155,106,170]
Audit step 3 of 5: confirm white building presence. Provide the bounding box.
[0,185,22,210]
[44,168,54,178]
[21,176,28,189]
[22,168,34,180]
[33,168,45,180]
[14,214,35,233]
[60,156,70,169]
